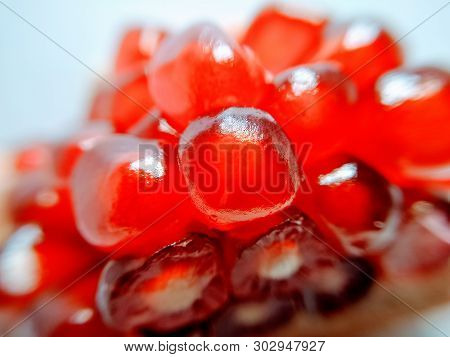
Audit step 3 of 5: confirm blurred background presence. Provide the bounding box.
[0,0,449,336]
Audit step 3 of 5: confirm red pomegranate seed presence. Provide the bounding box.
[0,224,101,300]
[27,271,120,336]
[210,298,295,336]
[148,23,269,131]
[178,107,300,230]
[242,5,327,73]
[14,143,55,173]
[311,19,403,91]
[262,63,357,161]
[54,122,111,179]
[110,69,155,133]
[379,197,450,277]
[114,27,167,74]
[96,236,228,333]
[70,135,192,257]
[127,109,179,144]
[296,156,403,256]
[353,67,450,189]
[10,173,77,234]
[231,217,374,312]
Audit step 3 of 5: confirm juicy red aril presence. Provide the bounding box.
[0,224,101,300]
[127,109,179,144]
[29,271,120,336]
[231,218,374,312]
[14,143,54,173]
[114,27,166,74]
[110,69,155,133]
[296,156,403,256]
[311,19,403,92]
[54,122,111,179]
[96,236,228,333]
[379,197,450,277]
[353,67,450,189]
[148,23,269,131]
[178,107,300,230]
[242,5,327,73]
[10,173,77,234]
[70,135,191,257]
[210,298,295,337]
[262,63,357,161]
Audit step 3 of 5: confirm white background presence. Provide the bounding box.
[0,0,449,337]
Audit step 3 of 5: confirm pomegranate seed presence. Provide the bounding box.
[148,23,269,131]
[379,196,450,277]
[14,143,55,173]
[115,27,167,74]
[296,156,403,256]
[27,271,120,336]
[178,107,300,230]
[312,19,403,91]
[0,224,101,300]
[211,298,295,336]
[262,63,357,161]
[10,173,77,234]
[96,236,228,333]
[54,122,112,179]
[110,69,155,133]
[231,217,374,312]
[353,67,450,189]
[242,5,327,73]
[127,109,179,144]
[70,135,192,257]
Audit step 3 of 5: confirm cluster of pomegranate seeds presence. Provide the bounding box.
[2,4,449,336]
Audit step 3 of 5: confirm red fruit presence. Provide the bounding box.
[96,236,228,333]
[0,224,101,299]
[296,156,403,256]
[70,135,191,257]
[127,109,179,144]
[10,173,77,234]
[148,23,269,131]
[55,122,111,178]
[242,6,327,73]
[14,143,54,173]
[311,19,403,91]
[88,83,111,121]
[178,107,300,230]
[262,63,357,161]
[115,27,166,74]
[110,69,155,133]
[354,67,450,188]
[29,271,120,336]
[231,217,374,312]
[211,298,295,336]
[379,197,450,277]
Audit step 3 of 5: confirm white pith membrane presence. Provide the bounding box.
[258,243,303,280]
[144,267,213,315]
[323,185,404,256]
[0,224,42,295]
